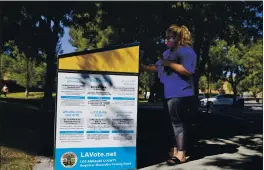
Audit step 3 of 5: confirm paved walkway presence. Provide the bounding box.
[140,135,262,170]
[33,157,54,170]
[33,134,262,170]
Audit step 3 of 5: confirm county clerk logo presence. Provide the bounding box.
[61,152,77,168]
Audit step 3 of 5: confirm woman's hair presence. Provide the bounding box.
[166,24,192,46]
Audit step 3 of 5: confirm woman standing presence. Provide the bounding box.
[141,24,197,165]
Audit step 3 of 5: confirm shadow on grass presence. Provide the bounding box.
[0,101,55,158]
[0,97,52,108]
[0,100,262,169]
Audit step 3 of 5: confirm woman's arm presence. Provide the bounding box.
[140,64,158,72]
[168,62,192,76]
[160,59,193,76]
[160,48,197,76]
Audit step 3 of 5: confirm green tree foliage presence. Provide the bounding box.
[199,75,207,92]
[69,3,116,51]
[239,39,263,98]
[199,75,225,93]
[226,82,233,93]
[1,2,262,102]
[2,41,46,88]
[102,2,262,71]
[209,39,263,103]
[0,7,3,80]
[139,72,151,92]
[2,2,71,102]
[68,2,262,96]
[211,80,225,93]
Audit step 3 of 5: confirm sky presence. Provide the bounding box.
[60,27,76,54]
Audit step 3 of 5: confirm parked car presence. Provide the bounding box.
[198,93,206,100]
[200,94,244,107]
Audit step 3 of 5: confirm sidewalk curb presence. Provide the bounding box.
[33,156,53,170]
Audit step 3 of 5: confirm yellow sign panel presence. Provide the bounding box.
[58,45,139,73]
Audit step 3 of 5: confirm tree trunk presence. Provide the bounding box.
[232,83,237,106]
[43,20,59,109]
[192,11,208,113]
[193,4,212,96]
[44,47,56,93]
[192,5,204,97]
[193,29,203,96]
[148,73,156,102]
[0,6,3,86]
[25,88,29,98]
[26,57,30,98]
[253,92,258,103]
[43,49,56,109]
[195,36,211,97]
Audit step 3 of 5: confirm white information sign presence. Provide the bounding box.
[55,72,138,170]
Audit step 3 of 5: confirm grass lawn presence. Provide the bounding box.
[3,92,56,99]
[0,146,35,170]
[139,94,148,103]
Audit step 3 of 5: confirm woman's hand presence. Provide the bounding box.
[140,64,158,72]
[140,64,145,72]
[160,59,171,67]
